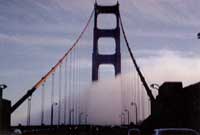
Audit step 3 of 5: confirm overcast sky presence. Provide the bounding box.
[0,0,200,125]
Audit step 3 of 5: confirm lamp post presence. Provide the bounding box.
[79,112,84,125]
[124,109,130,125]
[131,102,138,125]
[120,113,125,125]
[0,84,7,100]
[85,114,88,125]
[69,108,74,125]
[27,97,32,126]
[150,83,159,90]
[51,102,58,126]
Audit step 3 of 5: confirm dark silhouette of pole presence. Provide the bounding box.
[79,112,84,125]
[131,102,138,125]
[27,97,32,126]
[51,102,58,126]
[125,109,130,125]
[51,104,53,126]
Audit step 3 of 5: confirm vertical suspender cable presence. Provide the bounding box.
[77,46,80,125]
[142,86,145,120]
[64,58,67,125]
[120,74,124,118]
[120,47,124,117]
[124,71,128,110]
[130,62,134,122]
[71,52,73,125]
[75,47,77,125]
[140,82,143,120]
[77,47,79,125]
[129,60,132,111]
[137,75,140,120]
[139,77,142,120]
[76,47,78,125]
[78,47,80,125]
[51,73,55,126]
[74,48,76,125]
[41,83,45,125]
[78,47,81,125]
[74,49,76,125]
[58,65,62,125]
[72,49,75,124]
[134,70,137,123]
[68,53,72,125]
[75,48,78,124]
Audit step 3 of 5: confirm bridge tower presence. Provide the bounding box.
[92,2,121,81]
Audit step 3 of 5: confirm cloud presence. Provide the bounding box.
[138,50,200,86]
[0,33,72,47]
[128,0,200,26]
[87,77,122,125]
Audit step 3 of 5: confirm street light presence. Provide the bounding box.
[124,109,130,125]
[0,84,7,99]
[120,113,125,125]
[69,108,74,125]
[79,112,84,125]
[150,83,160,90]
[85,114,88,125]
[27,97,32,126]
[51,102,58,126]
[131,102,138,125]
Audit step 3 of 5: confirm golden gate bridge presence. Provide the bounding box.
[1,1,200,135]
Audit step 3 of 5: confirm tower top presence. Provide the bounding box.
[95,0,119,6]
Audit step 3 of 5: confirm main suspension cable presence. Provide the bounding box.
[64,58,67,125]
[119,13,155,103]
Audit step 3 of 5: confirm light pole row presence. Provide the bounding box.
[121,102,138,125]
[51,106,88,125]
